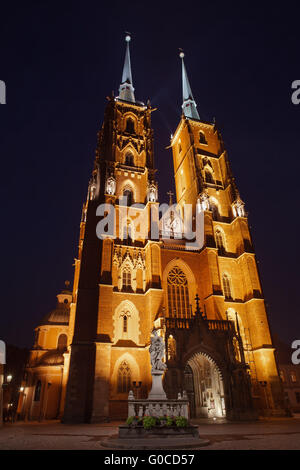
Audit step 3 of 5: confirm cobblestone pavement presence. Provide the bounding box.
[0,416,300,450]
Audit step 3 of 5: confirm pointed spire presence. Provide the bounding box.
[118,34,135,103]
[179,51,200,120]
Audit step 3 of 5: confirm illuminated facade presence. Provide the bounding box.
[21,37,284,422]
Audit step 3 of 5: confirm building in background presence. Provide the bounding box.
[1,345,28,422]
[21,36,284,422]
[274,336,300,413]
[18,285,70,420]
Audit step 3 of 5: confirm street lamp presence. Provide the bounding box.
[6,375,12,383]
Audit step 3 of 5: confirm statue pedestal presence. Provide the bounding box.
[148,370,166,400]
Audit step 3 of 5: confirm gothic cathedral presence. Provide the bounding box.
[19,36,284,422]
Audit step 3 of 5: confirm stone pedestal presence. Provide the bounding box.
[148,371,166,400]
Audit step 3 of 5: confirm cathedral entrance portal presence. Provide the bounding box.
[184,353,226,418]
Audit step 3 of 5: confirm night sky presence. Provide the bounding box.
[0,1,299,348]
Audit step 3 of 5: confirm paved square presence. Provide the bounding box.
[0,416,300,450]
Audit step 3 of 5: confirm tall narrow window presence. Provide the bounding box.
[34,380,42,402]
[222,274,232,299]
[125,118,135,134]
[117,361,131,393]
[167,266,190,318]
[122,267,131,290]
[122,188,133,206]
[125,153,134,166]
[123,315,128,333]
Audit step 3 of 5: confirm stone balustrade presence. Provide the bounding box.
[128,391,190,419]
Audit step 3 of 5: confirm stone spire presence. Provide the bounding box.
[118,34,135,103]
[179,51,200,120]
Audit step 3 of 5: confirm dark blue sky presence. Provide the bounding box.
[0,1,299,348]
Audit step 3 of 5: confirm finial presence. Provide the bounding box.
[65,280,70,288]
[179,48,184,59]
[125,32,131,42]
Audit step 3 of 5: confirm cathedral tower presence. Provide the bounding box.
[63,35,162,422]
[168,52,283,413]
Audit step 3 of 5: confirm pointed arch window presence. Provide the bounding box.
[117,360,132,393]
[122,188,133,206]
[167,266,190,318]
[125,118,135,134]
[222,274,232,299]
[125,152,134,166]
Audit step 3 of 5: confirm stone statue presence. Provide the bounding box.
[148,185,157,202]
[149,329,167,372]
[106,176,116,195]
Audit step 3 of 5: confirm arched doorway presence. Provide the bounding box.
[184,352,226,418]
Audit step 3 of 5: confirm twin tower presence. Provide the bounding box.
[23,36,284,422]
